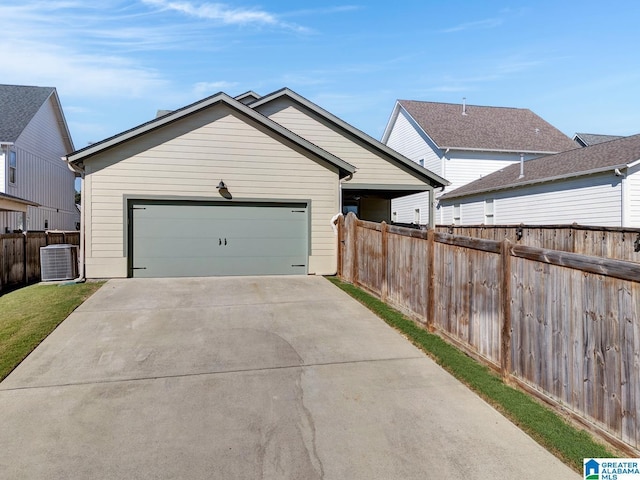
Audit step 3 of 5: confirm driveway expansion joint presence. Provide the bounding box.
[0,356,427,393]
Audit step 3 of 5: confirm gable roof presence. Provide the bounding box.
[0,84,74,151]
[65,91,355,178]
[234,91,261,105]
[386,100,577,154]
[573,132,625,147]
[250,88,449,188]
[441,133,640,200]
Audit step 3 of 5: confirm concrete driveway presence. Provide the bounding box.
[0,276,578,479]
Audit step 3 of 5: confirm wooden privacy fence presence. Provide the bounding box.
[0,231,80,292]
[339,213,640,454]
[435,224,640,263]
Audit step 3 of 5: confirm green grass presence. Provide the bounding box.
[0,281,104,382]
[327,276,616,472]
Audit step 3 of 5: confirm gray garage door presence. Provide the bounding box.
[128,200,309,278]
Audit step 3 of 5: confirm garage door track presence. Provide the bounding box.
[0,276,578,479]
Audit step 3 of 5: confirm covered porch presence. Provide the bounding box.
[0,192,39,233]
[341,184,436,227]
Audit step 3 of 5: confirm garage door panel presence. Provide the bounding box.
[130,201,309,277]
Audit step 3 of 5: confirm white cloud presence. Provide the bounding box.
[442,18,503,33]
[141,0,308,32]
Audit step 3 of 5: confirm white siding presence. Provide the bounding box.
[84,106,340,278]
[391,191,431,224]
[440,173,623,226]
[0,151,5,192]
[384,108,442,175]
[2,97,78,232]
[256,99,426,186]
[628,164,640,227]
[442,151,537,195]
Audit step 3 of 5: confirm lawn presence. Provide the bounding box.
[328,276,617,473]
[0,281,103,382]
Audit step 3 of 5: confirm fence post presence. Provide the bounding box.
[426,229,436,332]
[500,238,513,382]
[380,221,388,302]
[350,215,359,286]
[22,232,27,285]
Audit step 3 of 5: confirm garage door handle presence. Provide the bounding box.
[219,238,222,246]
[224,238,227,245]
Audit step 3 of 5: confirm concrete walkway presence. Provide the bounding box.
[0,276,579,479]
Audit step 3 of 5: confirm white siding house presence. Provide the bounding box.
[382,100,577,225]
[439,134,640,227]
[65,89,446,279]
[0,85,77,232]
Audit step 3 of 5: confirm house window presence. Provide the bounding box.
[414,208,421,224]
[484,199,494,225]
[8,150,16,184]
[453,204,461,225]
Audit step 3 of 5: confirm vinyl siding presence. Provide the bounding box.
[0,151,5,192]
[391,191,431,225]
[384,108,442,175]
[440,173,623,226]
[256,99,426,186]
[442,152,537,195]
[3,97,78,231]
[84,106,340,278]
[628,164,640,227]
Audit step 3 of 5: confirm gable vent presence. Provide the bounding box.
[40,244,78,281]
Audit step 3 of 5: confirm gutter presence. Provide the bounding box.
[63,157,86,283]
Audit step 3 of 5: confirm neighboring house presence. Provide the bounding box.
[573,132,624,147]
[381,99,577,224]
[0,85,78,232]
[438,133,640,227]
[64,88,447,279]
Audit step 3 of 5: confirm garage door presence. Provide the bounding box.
[128,200,309,278]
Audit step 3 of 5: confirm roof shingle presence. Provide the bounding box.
[0,84,55,142]
[398,100,577,153]
[441,133,640,200]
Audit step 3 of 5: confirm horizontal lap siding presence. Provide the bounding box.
[392,191,430,224]
[442,153,529,195]
[441,174,623,226]
[258,101,426,186]
[86,107,339,276]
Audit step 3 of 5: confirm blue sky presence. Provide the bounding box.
[2,1,639,150]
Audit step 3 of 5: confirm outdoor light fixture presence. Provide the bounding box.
[217,180,227,190]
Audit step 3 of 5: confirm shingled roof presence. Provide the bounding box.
[574,132,625,147]
[0,84,56,142]
[397,100,577,154]
[441,133,640,200]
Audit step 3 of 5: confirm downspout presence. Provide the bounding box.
[63,158,85,283]
[617,168,628,227]
[440,148,450,225]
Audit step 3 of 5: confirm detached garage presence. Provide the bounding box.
[65,89,446,279]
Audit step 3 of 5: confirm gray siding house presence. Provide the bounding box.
[439,133,640,227]
[0,85,78,232]
[65,89,447,279]
[382,100,577,224]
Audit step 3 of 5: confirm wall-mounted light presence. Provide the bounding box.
[217,180,227,190]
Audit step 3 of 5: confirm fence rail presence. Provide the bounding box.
[0,231,80,292]
[339,213,640,454]
[434,224,640,263]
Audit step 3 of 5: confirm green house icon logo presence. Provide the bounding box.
[584,459,599,480]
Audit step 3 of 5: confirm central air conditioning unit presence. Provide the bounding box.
[40,244,78,281]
